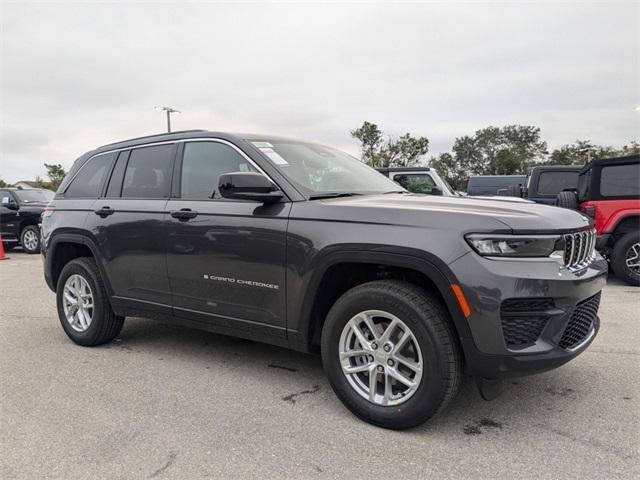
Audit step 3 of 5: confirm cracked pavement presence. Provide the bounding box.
[1,252,638,479]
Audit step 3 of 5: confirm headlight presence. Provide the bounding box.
[465,234,561,258]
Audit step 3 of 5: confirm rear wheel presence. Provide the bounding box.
[556,191,578,209]
[56,257,125,345]
[20,225,40,254]
[611,232,640,286]
[321,280,462,430]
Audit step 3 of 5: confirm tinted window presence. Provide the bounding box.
[577,171,591,202]
[122,145,174,198]
[537,171,579,195]
[0,190,13,205]
[600,163,640,197]
[393,173,437,194]
[181,142,257,199]
[105,151,129,197]
[64,153,115,198]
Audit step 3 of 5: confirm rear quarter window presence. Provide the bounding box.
[64,153,116,198]
[536,171,579,195]
[600,163,640,197]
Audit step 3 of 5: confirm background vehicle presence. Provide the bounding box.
[523,165,581,204]
[556,155,640,286]
[377,167,455,196]
[466,175,526,196]
[0,187,53,253]
[42,130,606,429]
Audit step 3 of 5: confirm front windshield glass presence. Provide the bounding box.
[249,139,404,195]
[14,189,54,203]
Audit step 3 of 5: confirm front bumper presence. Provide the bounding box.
[448,251,607,379]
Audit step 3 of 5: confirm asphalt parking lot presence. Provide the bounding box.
[1,251,638,479]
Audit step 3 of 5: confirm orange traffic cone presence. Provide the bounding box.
[0,233,8,260]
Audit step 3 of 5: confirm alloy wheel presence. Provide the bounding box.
[339,310,423,406]
[625,242,640,275]
[62,274,94,332]
[23,230,38,251]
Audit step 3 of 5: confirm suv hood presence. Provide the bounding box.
[314,193,591,232]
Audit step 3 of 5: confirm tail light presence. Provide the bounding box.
[583,205,595,219]
[41,207,55,218]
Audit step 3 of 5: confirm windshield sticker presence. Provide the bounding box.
[260,147,289,165]
[251,141,273,148]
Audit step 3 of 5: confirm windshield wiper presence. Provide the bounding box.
[383,190,408,194]
[308,192,363,200]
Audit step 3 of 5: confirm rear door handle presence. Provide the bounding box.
[94,206,115,217]
[170,208,198,220]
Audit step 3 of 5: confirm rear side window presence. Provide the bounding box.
[536,171,579,195]
[393,173,436,194]
[180,142,257,200]
[600,163,640,197]
[577,171,591,202]
[64,153,115,198]
[121,145,175,198]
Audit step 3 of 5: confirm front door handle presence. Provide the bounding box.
[94,206,115,217]
[170,208,198,220]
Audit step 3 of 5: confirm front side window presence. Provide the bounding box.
[537,171,579,196]
[121,145,174,198]
[600,163,640,197]
[248,139,402,195]
[181,142,257,199]
[393,173,437,194]
[65,153,115,198]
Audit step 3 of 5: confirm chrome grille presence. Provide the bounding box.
[563,230,596,270]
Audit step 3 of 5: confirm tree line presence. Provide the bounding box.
[351,121,639,189]
[0,164,66,190]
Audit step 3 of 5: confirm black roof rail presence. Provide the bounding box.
[99,129,208,149]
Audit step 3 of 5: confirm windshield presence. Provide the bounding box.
[14,189,54,203]
[249,139,403,196]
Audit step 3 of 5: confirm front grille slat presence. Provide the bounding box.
[558,292,601,350]
[563,229,595,270]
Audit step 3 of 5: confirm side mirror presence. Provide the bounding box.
[430,186,443,196]
[4,200,19,210]
[218,172,283,204]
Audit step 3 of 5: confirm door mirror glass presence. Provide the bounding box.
[218,172,283,204]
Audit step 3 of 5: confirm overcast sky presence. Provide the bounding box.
[1,1,638,183]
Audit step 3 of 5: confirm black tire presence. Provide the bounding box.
[610,232,640,286]
[321,280,462,430]
[20,225,41,254]
[56,257,125,346]
[556,191,578,209]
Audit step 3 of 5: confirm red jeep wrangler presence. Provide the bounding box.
[557,155,640,286]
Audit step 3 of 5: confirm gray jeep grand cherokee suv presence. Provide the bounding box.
[42,130,607,429]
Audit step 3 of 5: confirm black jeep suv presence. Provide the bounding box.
[1,187,54,253]
[42,130,607,429]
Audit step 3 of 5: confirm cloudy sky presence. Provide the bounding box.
[1,1,638,183]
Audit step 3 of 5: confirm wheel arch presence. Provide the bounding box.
[291,247,473,354]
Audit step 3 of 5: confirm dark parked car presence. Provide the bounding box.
[556,155,640,286]
[466,175,526,196]
[1,187,54,253]
[42,130,606,429]
[524,165,581,205]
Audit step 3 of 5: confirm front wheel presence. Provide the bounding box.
[611,232,640,286]
[321,280,462,430]
[20,225,41,254]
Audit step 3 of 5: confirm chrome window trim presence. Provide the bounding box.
[64,137,280,197]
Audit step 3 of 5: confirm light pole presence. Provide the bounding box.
[154,106,180,133]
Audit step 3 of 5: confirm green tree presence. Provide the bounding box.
[430,152,467,190]
[547,140,639,165]
[43,163,67,191]
[453,125,548,175]
[351,121,429,168]
[0,178,11,188]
